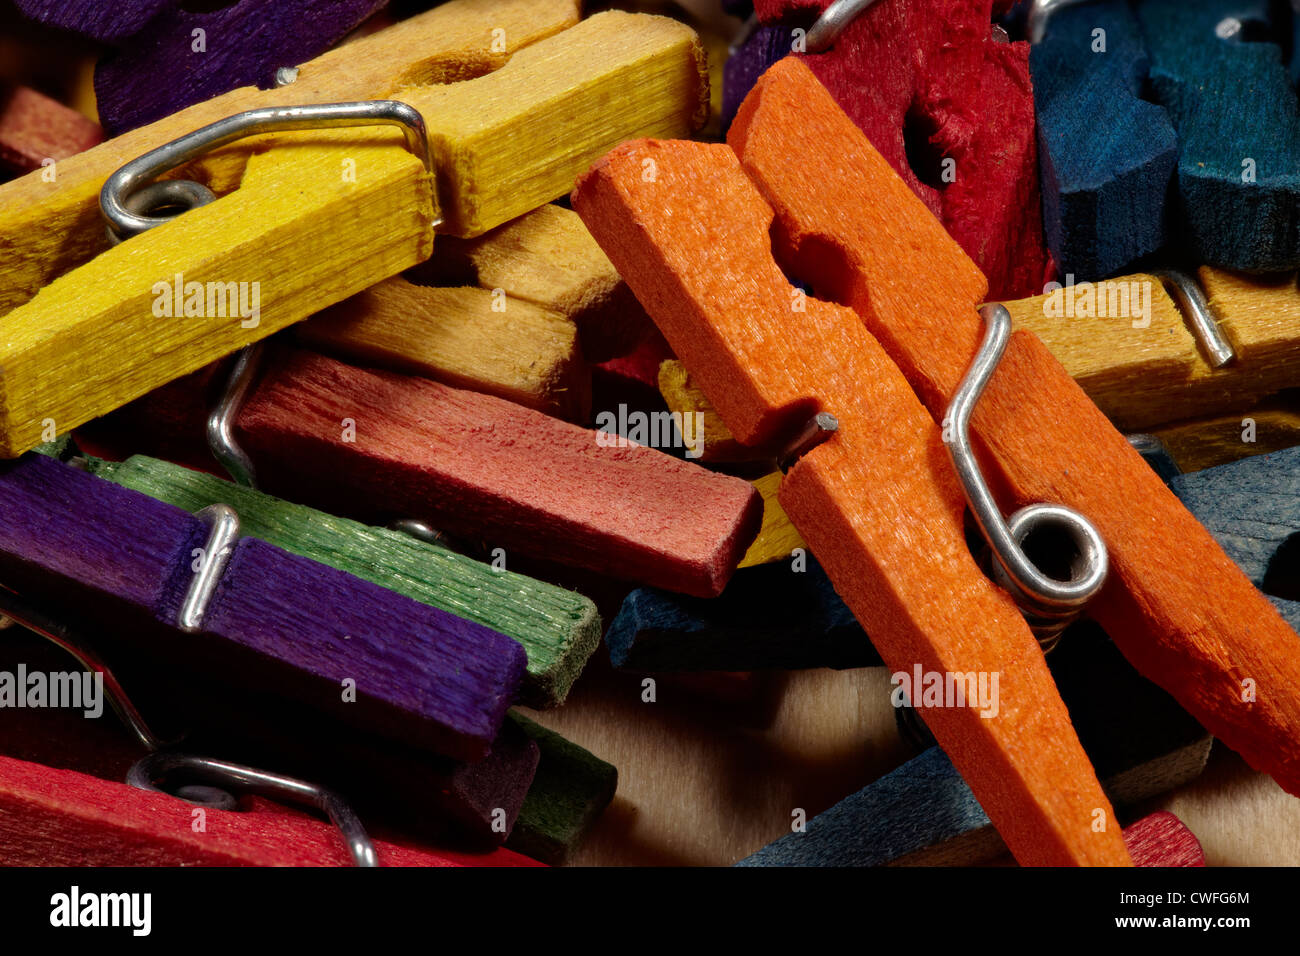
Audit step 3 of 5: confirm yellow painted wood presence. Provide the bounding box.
[1002,269,1300,431]
[657,358,764,462]
[425,203,651,362]
[0,0,581,314]
[1151,398,1300,473]
[299,279,590,421]
[738,471,807,568]
[0,3,709,457]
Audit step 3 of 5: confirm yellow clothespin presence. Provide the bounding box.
[0,0,707,456]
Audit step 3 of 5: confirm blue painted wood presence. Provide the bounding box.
[0,454,526,762]
[1136,0,1300,271]
[742,625,1210,865]
[1031,0,1178,280]
[605,556,881,672]
[1170,445,1300,623]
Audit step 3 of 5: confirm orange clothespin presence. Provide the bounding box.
[575,57,1300,865]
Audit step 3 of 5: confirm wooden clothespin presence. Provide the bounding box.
[413,202,654,364]
[1003,267,1300,432]
[0,0,708,458]
[0,453,527,763]
[738,626,1210,866]
[575,60,1129,866]
[1134,0,1300,272]
[606,556,879,673]
[1030,0,1178,279]
[79,451,602,708]
[1171,445,1300,630]
[0,756,541,866]
[726,0,1052,299]
[720,59,1300,797]
[98,0,387,134]
[89,344,762,597]
[299,279,592,423]
[0,84,102,175]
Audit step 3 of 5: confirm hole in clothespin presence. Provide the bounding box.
[902,102,951,194]
[1263,532,1300,603]
[768,220,857,309]
[1018,518,1086,585]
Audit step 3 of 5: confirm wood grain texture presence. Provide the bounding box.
[1003,268,1300,431]
[236,348,763,598]
[0,453,526,762]
[0,755,542,867]
[0,0,578,315]
[415,203,652,363]
[739,471,806,566]
[746,0,1051,300]
[574,137,1127,861]
[606,556,878,672]
[94,0,388,134]
[658,358,761,462]
[1136,0,1300,272]
[1152,400,1300,474]
[0,2,709,458]
[299,279,591,422]
[0,84,102,173]
[1122,811,1205,867]
[13,0,174,43]
[506,712,618,865]
[728,58,1300,798]
[1030,0,1177,279]
[84,453,601,708]
[740,627,1210,867]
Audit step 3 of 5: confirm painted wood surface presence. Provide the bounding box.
[0,453,526,762]
[725,58,1300,799]
[1031,0,1176,279]
[85,453,602,708]
[0,84,102,174]
[574,87,1128,864]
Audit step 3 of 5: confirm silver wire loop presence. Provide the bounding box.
[0,587,173,751]
[104,180,217,247]
[805,0,883,52]
[208,345,263,488]
[178,504,241,632]
[943,303,1109,645]
[101,100,431,241]
[1154,268,1236,369]
[127,752,379,867]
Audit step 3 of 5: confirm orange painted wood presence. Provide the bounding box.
[573,143,1129,866]
[0,755,543,867]
[728,58,1300,798]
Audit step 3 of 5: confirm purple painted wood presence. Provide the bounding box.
[722,24,789,131]
[0,454,525,763]
[13,0,174,44]
[93,0,388,134]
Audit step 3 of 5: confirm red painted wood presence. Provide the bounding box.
[0,85,103,174]
[0,755,543,867]
[752,0,1051,299]
[1123,811,1205,867]
[235,347,762,597]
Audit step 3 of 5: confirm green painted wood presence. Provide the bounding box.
[83,454,602,708]
[506,711,617,865]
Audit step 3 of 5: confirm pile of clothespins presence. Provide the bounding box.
[0,0,1297,868]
